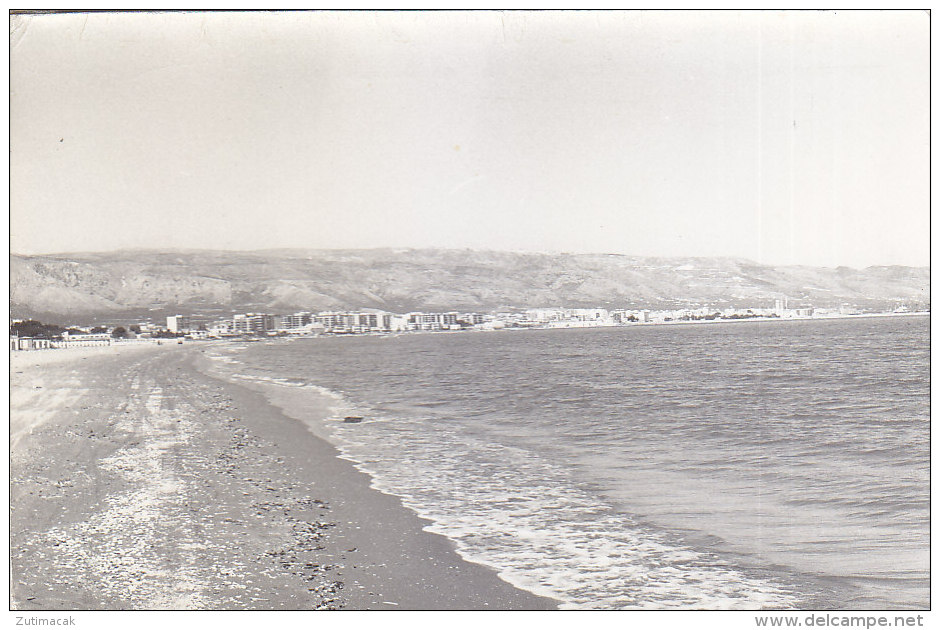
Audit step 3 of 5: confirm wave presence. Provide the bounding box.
[200,344,805,609]
[329,419,804,609]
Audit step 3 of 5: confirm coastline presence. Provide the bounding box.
[283,310,930,340]
[10,313,926,610]
[190,313,928,610]
[10,344,557,610]
[514,310,930,332]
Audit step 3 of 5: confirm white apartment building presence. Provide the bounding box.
[167,315,191,333]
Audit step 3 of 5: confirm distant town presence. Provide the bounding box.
[10,299,927,352]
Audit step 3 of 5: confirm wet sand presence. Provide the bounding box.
[10,343,558,610]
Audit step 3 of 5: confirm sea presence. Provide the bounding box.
[202,315,929,610]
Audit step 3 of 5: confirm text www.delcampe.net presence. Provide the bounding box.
[755,615,925,628]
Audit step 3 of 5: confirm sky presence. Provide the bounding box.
[10,10,929,268]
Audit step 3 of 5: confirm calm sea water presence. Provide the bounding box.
[204,316,929,609]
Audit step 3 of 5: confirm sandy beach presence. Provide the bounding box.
[10,343,557,610]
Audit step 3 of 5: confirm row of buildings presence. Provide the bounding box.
[10,332,155,351]
[165,303,841,338]
[9,299,912,352]
[171,311,490,337]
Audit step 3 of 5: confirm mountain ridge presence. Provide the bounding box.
[10,248,930,324]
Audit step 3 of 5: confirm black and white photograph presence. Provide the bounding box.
[8,9,930,621]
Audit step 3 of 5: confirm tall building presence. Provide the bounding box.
[460,313,486,325]
[357,313,379,329]
[233,313,276,334]
[315,312,351,331]
[167,315,191,333]
[280,312,312,330]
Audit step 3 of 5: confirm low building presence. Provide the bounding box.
[282,322,326,335]
[208,321,234,337]
[9,335,51,350]
[61,331,112,342]
[525,308,561,323]
[15,337,53,350]
[54,332,112,348]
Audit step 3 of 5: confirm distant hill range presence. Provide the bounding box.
[10,249,930,324]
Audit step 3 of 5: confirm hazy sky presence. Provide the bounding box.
[10,11,929,268]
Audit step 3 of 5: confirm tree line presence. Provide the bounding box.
[10,320,178,339]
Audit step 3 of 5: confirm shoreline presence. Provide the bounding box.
[190,348,560,610]
[193,350,573,606]
[8,310,926,355]
[222,309,933,341]
[10,344,557,610]
[191,314,928,610]
[9,312,925,610]
[488,309,930,332]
